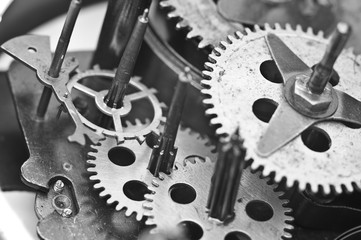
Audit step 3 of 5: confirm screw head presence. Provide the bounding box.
[53,180,65,193]
[293,74,333,113]
[61,208,72,218]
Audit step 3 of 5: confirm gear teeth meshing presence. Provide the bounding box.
[201,23,361,195]
[144,157,293,239]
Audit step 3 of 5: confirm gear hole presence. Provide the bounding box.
[224,231,252,240]
[301,126,331,152]
[123,180,151,201]
[108,147,135,166]
[28,47,37,53]
[177,221,203,240]
[260,60,283,83]
[169,183,196,204]
[252,98,278,123]
[245,200,274,222]
[52,195,71,210]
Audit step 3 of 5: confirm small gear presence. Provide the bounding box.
[143,159,293,239]
[87,127,215,220]
[67,68,164,143]
[201,24,361,194]
[160,0,243,48]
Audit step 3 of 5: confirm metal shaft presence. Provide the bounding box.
[91,0,151,69]
[207,130,246,222]
[36,0,82,118]
[148,68,191,177]
[307,22,351,94]
[105,9,149,109]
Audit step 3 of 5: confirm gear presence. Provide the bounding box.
[67,68,164,143]
[201,24,361,194]
[143,159,293,239]
[87,127,215,221]
[160,0,243,48]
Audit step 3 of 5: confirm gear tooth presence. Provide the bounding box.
[167,11,178,19]
[285,23,293,31]
[87,151,97,158]
[254,24,262,32]
[274,22,282,30]
[215,126,226,136]
[306,26,313,35]
[202,98,214,105]
[198,40,210,49]
[99,189,108,197]
[317,30,324,38]
[204,62,214,71]
[89,175,99,181]
[145,218,155,226]
[219,41,228,50]
[107,197,116,205]
[296,24,303,32]
[87,167,97,173]
[143,202,153,210]
[322,184,331,195]
[186,30,197,39]
[235,31,244,39]
[245,27,253,35]
[283,231,293,239]
[213,47,223,56]
[227,35,236,44]
[176,20,188,29]
[264,23,272,31]
[159,0,170,8]
[205,108,217,116]
[144,194,154,201]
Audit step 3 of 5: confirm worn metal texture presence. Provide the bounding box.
[87,127,214,221]
[159,0,243,48]
[144,160,293,239]
[7,56,143,239]
[201,24,361,194]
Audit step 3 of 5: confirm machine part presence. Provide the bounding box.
[106,9,149,108]
[144,159,293,239]
[6,56,142,239]
[207,130,246,222]
[37,0,82,119]
[87,127,214,221]
[159,0,243,49]
[92,0,151,69]
[1,35,101,145]
[201,24,361,194]
[67,68,164,143]
[148,69,190,176]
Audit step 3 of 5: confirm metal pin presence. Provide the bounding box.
[207,129,246,222]
[105,9,149,109]
[53,180,65,193]
[36,0,82,118]
[148,68,191,177]
[307,22,351,94]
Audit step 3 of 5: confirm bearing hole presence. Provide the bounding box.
[108,147,135,166]
[252,98,278,123]
[169,183,196,204]
[224,231,252,240]
[177,221,203,240]
[123,180,151,201]
[28,47,37,53]
[245,200,274,222]
[260,60,283,83]
[301,126,331,152]
[53,195,71,210]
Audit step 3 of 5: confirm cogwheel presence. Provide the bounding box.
[143,159,293,239]
[67,68,164,143]
[160,0,243,48]
[201,23,361,194]
[87,126,215,220]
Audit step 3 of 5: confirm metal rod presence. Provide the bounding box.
[307,22,351,94]
[91,0,151,69]
[207,129,246,222]
[36,0,82,118]
[105,9,149,108]
[148,68,191,176]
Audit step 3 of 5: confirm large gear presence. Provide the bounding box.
[67,68,164,143]
[160,0,243,48]
[87,127,215,221]
[143,159,293,239]
[201,24,361,194]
